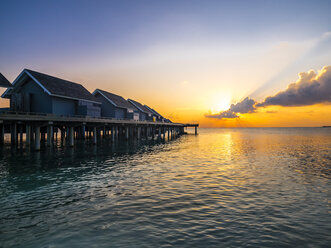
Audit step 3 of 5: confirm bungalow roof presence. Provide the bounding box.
[2,69,100,104]
[127,99,153,115]
[93,89,137,110]
[0,73,12,88]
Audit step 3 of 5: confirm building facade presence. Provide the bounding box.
[1,69,101,117]
[93,89,139,120]
[127,99,155,121]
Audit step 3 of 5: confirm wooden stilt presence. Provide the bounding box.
[26,125,31,146]
[35,126,41,150]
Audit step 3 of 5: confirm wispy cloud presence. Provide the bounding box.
[266,110,278,114]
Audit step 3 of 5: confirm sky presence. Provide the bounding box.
[1,0,331,127]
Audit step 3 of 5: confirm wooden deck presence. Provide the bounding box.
[0,112,198,149]
[0,111,197,126]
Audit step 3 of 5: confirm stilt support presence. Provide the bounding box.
[35,126,41,150]
[93,126,97,145]
[69,127,74,147]
[26,125,31,146]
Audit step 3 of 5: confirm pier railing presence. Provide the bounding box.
[0,112,198,149]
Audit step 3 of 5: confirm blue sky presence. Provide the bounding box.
[1,0,331,126]
[1,0,330,66]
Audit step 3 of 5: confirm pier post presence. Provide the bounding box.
[158,126,161,140]
[130,126,134,140]
[151,127,155,140]
[19,124,23,144]
[11,123,17,145]
[97,128,101,138]
[114,126,117,140]
[81,124,86,139]
[0,123,4,145]
[35,126,41,150]
[66,127,70,141]
[50,125,54,142]
[137,126,141,139]
[41,130,46,141]
[195,126,197,135]
[93,126,97,145]
[167,127,170,140]
[61,128,65,143]
[111,126,115,142]
[30,126,35,144]
[47,124,53,146]
[69,126,74,147]
[55,128,58,141]
[125,126,129,140]
[120,126,124,139]
[26,125,31,146]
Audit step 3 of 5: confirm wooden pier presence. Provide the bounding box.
[0,112,198,150]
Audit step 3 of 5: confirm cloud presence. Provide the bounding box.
[257,66,331,107]
[205,97,256,119]
[229,97,256,113]
[205,110,239,119]
[249,32,331,100]
[205,65,331,120]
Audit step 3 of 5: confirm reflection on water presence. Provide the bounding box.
[0,128,330,247]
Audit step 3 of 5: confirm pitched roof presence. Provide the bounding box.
[26,69,100,103]
[93,89,137,110]
[0,73,12,88]
[127,99,154,115]
[2,69,100,103]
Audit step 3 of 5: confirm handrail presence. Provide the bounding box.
[0,111,178,124]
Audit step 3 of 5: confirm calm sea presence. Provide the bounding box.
[0,128,330,247]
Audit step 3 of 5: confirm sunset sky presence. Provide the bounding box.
[1,0,331,127]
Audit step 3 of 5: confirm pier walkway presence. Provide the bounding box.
[0,112,198,150]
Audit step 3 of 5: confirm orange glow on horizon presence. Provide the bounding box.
[1,68,330,128]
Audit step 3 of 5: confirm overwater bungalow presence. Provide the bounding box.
[0,73,12,88]
[144,105,165,122]
[92,89,139,120]
[127,99,154,121]
[1,69,101,117]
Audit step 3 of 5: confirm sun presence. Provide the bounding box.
[209,93,232,113]
[215,98,231,111]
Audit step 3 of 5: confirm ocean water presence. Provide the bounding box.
[0,128,330,247]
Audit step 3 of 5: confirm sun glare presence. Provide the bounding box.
[209,93,232,113]
[216,98,231,111]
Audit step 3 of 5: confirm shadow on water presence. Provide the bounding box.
[0,135,191,204]
[0,135,184,177]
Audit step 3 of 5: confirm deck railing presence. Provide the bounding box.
[0,111,173,124]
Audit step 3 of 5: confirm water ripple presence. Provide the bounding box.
[0,128,330,247]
